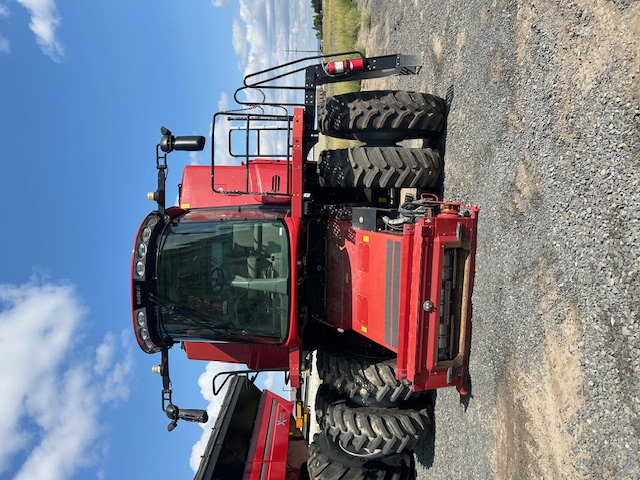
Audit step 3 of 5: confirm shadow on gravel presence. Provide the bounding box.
[415,379,473,471]
[415,390,437,469]
[422,84,453,200]
[459,375,473,412]
[415,374,471,470]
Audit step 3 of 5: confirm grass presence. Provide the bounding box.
[320,0,369,150]
[322,0,369,96]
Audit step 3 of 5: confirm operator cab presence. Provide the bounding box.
[132,206,291,354]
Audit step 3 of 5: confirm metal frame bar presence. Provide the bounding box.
[212,368,289,396]
[211,112,294,196]
[210,52,422,198]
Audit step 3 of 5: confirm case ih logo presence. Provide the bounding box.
[276,412,286,426]
[135,285,142,306]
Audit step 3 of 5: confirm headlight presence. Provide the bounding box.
[137,310,146,327]
[142,226,152,242]
[137,243,147,258]
[145,339,156,350]
[136,261,145,277]
[140,328,149,341]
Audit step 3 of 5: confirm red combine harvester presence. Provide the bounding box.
[131,52,479,479]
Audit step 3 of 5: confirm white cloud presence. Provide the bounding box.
[211,91,236,167]
[0,280,133,479]
[233,0,318,99]
[262,370,286,392]
[231,18,247,71]
[189,150,201,166]
[189,360,244,472]
[0,35,9,54]
[95,332,116,375]
[99,331,134,403]
[0,5,12,55]
[221,0,318,165]
[211,0,231,6]
[209,1,321,173]
[16,0,64,62]
[13,367,100,480]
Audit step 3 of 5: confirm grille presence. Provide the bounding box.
[271,175,281,192]
[437,247,468,361]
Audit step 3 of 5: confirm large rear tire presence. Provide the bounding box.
[307,432,414,480]
[316,350,416,406]
[319,90,446,143]
[317,147,442,189]
[316,387,431,459]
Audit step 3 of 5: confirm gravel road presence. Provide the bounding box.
[354,1,639,478]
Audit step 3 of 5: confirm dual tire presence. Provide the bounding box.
[319,90,446,144]
[308,352,433,478]
[307,431,414,480]
[308,90,441,478]
[318,146,441,190]
[317,90,446,190]
[315,386,431,460]
[316,350,417,406]
[308,362,431,479]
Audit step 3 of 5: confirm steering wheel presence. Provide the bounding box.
[210,267,225,294]
[230,294,248,327]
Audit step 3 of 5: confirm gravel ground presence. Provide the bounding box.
[352,1,639,479]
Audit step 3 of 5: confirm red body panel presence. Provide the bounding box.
[326,206,479,391]
[290,110,304,219]
[326,221,401,345]
[177,109,307,387]
[183,342,289,370]
[282,108,309,389]
[166,103,479,394]
[180,161,291,209]
[402,209,478,391]
[244,391,294,480]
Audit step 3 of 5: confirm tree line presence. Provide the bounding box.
[311,0,322,39]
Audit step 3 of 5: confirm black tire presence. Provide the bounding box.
[307,432,414,480]
[316,350,416,406]
[318,147,441,189]
[319,90,446,143]
[316,387,431,459]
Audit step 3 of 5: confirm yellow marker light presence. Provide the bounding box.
[295,402,303,429]
[181,203,190,209]
[361,326,368,333]
[363,235,369,242]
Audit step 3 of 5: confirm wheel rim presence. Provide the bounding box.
[337,439,385,459]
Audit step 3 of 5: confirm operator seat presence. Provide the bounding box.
[232,223,260,251]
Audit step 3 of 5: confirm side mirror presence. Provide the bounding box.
[173,135,206,152]
[159,127,206,153]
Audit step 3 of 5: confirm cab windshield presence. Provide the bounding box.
[156,217,290,343]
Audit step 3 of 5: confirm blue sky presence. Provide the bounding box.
[0,1,317,478]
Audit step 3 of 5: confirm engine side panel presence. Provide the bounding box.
[325,219,402,351]
[324,206,479,392]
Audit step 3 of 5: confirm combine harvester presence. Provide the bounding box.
[131,51,479,479]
